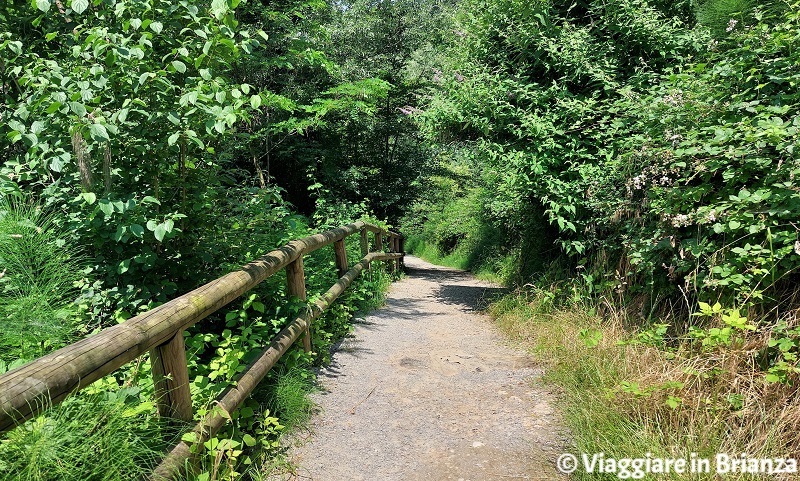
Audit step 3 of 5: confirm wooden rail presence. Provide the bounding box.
[0,221,403,478]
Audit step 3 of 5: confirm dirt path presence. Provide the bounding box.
[282,255,567,480]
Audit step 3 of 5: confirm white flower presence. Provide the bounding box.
[726,19,738,32]
[671,214,690,227]
[794,240,800,256]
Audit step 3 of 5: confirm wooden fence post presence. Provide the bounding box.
[360,228,369,257]
[376,232,383,252]
[394,237,402,271]
[286,257,311,352]
[333,239,348,277]
[388,235,397,273]
[399,237,406,269]
[151,331,193,421]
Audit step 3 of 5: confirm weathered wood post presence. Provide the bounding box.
[151,331,193,421]
[286,256,311,352]
[360,228,370,271]
[360,228,369,257]
[333,239,348,277]
[388,235,397,274]
[393,236,402,272]
[399,236,405,269]
[375,232,384,271]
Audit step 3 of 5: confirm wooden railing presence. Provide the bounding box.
[0,221,404,479]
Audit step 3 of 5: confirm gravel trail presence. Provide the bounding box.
[282,255,567,480]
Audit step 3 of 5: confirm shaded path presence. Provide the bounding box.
[281,255,567,480]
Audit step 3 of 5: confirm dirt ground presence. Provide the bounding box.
[276,255,569,480]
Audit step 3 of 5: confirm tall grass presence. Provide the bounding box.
[261,367,316,432]
[0,390,177,481]
[0,197,85,352]
[490,291,800,480]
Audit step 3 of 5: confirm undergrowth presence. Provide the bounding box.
[490,289,800,480]
[0,390,178,481]
[0,198,86,357]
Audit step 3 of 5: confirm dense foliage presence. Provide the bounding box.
[411,0,800,313]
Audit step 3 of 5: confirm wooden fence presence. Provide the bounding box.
[0,221,404,479]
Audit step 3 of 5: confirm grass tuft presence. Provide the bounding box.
[262,368,316,432]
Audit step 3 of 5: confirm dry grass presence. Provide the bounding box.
[489,290,800,480]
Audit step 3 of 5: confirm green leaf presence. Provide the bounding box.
[242,434,257,447]
[99,200,114,216]
[211,0,228,18]
[80,192,97,204]
[665,396,681,409]
[8,41,22,55]
[49,157,65,172]
[88,124,110,141]
[70,0,88,13]
[150,21,163,34]
[146,219,158,231]
[113,225,127,242]
[69,102,87,117]
[154,223,168,242]
[117,259,131,274]
[34,0,51,12]
[130,224,145,238]
[729,220,741,230]
[250,94,262,109]
[168,132,180,146]
[172,60,187,73]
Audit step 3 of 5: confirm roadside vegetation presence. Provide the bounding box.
[405,0,800,477]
